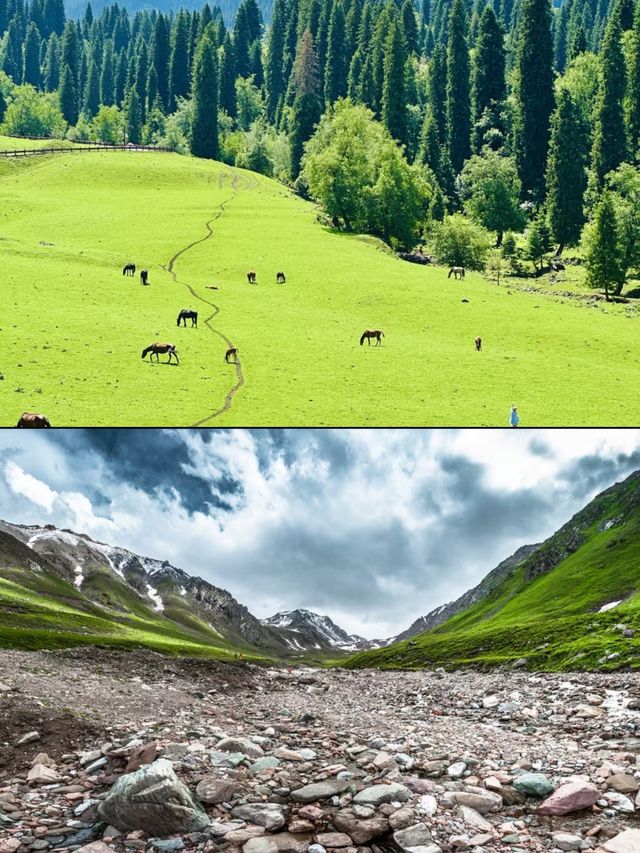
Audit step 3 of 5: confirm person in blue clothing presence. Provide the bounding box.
[510,405,520,427]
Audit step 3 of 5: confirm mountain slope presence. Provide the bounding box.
[262,609,381,651]
[0,520,288,658]
[345,470,640,672]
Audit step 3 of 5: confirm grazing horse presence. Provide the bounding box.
[177,309,198,327]
[123,263,136,276]
[475,336,482,352]
[276,271,286,284]
[360,330,384,346]
[140,269,149,285]
[225,346,238,363]
[247,271,256,284]
[448,266,465,280]
[141,342,179,364]
[16,412,51,428]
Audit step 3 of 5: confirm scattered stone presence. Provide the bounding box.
[291,779,352,803]
[27,764,61,784]
[195,777,238,804]
[352,783,411,806]
[512,773,555,798]
[537,780,601,815]
[231,803,290,831]
[603,829,640,852]
[16,731,40,745]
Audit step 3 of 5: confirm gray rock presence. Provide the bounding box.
[393,823,433,851]
[97,758,209,836]
[17,731,40,745]
[450,789,502,814]
[512,773,555,798]
[352,783,411,806]
[244,832,313,853]
[332,809,389,844]
[231,803,290,831]
[291,779,352,803]
[195,777,238,804]
[250,757,282,775]
[446,762,467,780]
[150,840,185,853]
[216,737,264,759]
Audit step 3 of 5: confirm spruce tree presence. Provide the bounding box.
[146,62,158,114]
[382,19,407,145]
[567,20,588,60]
[446,0,471,172]
[83,57,100,116]
[471,5,505,151]
[324,0,347,104]
[266,0,287,122]
[233,3,252,77]
[627,0,640,157]
[591,14,628,185]
[249,39,263,86]
[512,0,555,198]
[151,13,170,111]
[401,0,419,53]
[585,191,625,299]
[125,86,142,142]
[115,48,128,105]
[100,38,115,105]
[135,40,148,125]
[22,21,42,87]
[428,42,447,142]
[219,33,237,117]
[546,88,587,251]
[60,19,80,84]
[169,11,190,111]
[3,18,23,83]
[43,0,65,37]
[0,87,5,124]
[43,33,59,90]
[290,28,322,177]
[59,61,78,124]
[190,30,218,159]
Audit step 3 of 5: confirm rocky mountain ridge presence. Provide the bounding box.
[262,609,384,652]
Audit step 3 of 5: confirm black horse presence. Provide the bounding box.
[177,309,198,327]
[140,269,149,285]
[123,263,136,276]
[276,271,286,284]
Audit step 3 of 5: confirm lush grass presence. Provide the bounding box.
[0,570,272,661]
[2,143,640,425]
[345,478,640,671]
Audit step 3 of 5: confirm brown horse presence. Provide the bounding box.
[141,342,179,364]
[177,309,198,327]
[225,346,238,363]
[360,330,384,346]
[16,412,51,428]
[276,271,286,284]
[475,336,482,351]
[140,269,149,285]
[123,263,136,276]
[247,271,256,283]
[448,266,465,280]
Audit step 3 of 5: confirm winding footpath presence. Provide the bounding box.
[161,170,257,425]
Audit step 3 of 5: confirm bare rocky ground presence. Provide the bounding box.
[1,649,640,853]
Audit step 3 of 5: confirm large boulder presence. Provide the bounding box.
[352,783,411,806]
[604,829,640,852]
[536,780,600,816]
[97,758,210,836]
[512,773,555,798]
[196,777,239,804]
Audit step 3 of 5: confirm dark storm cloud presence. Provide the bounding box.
[559,450,640,499]
[46,429,242,514]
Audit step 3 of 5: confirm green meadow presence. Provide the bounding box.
[1,144,639,426]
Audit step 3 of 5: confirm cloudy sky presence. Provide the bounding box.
[1,429,640,638]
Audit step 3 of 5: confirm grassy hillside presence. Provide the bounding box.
[345,474,640,672]
[2,144,640,425]
[0,562,272,661]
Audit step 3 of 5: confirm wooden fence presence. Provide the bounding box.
[0,143,173,158]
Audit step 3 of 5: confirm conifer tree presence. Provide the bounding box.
[249,39,263,86]
[43,32,59,90]
[115,48,128,105]
[546,88,586,251]
[382,19,407,145]
[169,11,190,111]
[100,38,115,105]
[125,85,142,142]
[324,0,347,104]
[151,13,170,111]
[428,42,447,142]
[290,28,322,176]
[59,61,78,123]
[266,0,287,122]
[135,40,148,125]
[43,0,65,37]
[3,18,23,82]
[83,56,100,116]
[401,0,419,53]
[0,87,6,124]
[591,13,628,185]
[61,19,80,84]
[190,30,218,158]
[627,0,640,156]
[512,0,555,198]
[219,33,237,117]
[446,0,471,172]
[22,21,42,86]
[471,5,504,151]
[585,191,625,299]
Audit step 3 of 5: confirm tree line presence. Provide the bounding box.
[0,0,639,289]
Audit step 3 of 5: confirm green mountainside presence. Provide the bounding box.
[344,470,640,672]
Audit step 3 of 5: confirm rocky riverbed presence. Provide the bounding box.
[1,648,640,853]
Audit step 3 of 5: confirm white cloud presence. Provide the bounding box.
[5,461,57,512]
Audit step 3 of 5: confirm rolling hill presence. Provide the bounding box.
[344,469,640,672]
[2,144,640,426]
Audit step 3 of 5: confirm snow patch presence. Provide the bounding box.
[599,600,622,612]
[28,529,79,548]
[73,564,84,589]
[146,584,164,612]
[180,587,187,596]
